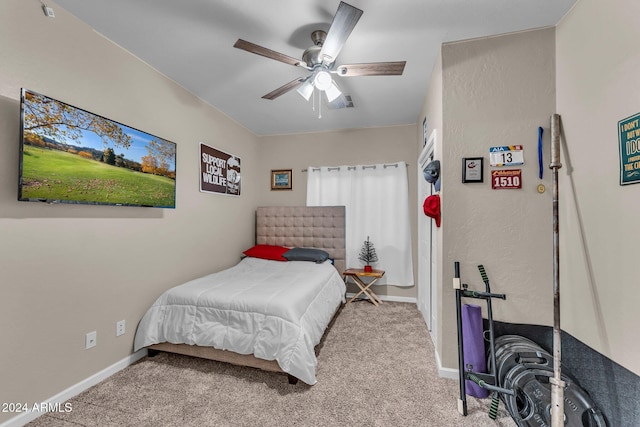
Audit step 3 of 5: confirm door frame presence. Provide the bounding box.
[417,130,437,340]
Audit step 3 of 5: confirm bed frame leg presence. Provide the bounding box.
[147,348,160,358]
[287,374,299,385]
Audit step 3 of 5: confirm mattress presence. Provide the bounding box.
[134,256,346,385]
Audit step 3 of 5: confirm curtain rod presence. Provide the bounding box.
[301,162,408,172]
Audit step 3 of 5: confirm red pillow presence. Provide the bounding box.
[242,245,289,261]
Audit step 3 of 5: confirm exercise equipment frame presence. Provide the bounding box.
[454,261,514,418]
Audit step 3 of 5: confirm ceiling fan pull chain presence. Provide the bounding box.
[318,91,323,119]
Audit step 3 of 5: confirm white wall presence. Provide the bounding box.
[0,2,259,423]
[556,0,640,375]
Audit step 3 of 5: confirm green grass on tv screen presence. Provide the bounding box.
[21,146,176,207]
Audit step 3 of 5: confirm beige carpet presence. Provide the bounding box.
[27,301,516,427]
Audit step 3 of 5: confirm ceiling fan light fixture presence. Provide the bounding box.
[313,70,333,91]
[324,81,342,102]
[296,79,314,101]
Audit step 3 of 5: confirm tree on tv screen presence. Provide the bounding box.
[23,91,133,150]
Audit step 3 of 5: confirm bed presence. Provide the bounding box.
[133,206,346,385]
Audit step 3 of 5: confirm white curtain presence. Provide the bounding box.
[306,162,414,286]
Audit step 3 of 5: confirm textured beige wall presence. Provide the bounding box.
[0,2,259,422]
[556,0,640,376]
[257,126,418,299]
[437,28,557,370]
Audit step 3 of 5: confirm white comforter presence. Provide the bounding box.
[134,257,346,385]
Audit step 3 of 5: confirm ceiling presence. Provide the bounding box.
[54,0,576,136]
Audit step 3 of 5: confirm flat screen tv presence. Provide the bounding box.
[18,88,177,208]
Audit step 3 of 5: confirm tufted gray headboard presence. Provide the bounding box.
[255,206,346,273]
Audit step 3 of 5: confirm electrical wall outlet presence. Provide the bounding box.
[116,320,125,337]
[85,331,97,349]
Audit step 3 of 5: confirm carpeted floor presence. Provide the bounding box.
[27,301,516,426]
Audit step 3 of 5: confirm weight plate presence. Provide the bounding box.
[503,367,565,425]
[487,335,553,385]
[501,364,533,421]
[496,342,549,363]
[493,335,552,387]
[495,342,550,377]
[495,335,543,350]
[495,339,547,365]
[504,368,607,427]
[497,349,553,387]
[502,364,528,392]
[498,348,580,389]
[496,338,546,357]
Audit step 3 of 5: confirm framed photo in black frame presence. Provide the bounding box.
[462,157,484,183]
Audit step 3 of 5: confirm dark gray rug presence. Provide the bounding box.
[27,302,515,426]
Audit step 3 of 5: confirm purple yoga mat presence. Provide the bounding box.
[462,304,490,398]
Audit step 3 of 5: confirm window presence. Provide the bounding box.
[306,162,413,286]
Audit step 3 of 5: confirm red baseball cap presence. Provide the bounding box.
[423,194,441,227]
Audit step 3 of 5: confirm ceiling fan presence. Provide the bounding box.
[233,1,406,110]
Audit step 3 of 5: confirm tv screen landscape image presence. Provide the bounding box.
[18,88,177,208]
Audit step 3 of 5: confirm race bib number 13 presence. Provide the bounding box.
[489,145,524,166]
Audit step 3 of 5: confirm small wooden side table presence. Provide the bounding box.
[343,268,385,306]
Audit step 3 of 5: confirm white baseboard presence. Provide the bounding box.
[346,293,417,304]
[435,350,458,380]
[1,349,147,427]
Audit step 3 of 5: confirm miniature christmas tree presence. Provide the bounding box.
[358,236,379,271]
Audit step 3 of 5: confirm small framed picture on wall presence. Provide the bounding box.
[271,169,293,190]
[423,117,428,146]
[462,157,484,183]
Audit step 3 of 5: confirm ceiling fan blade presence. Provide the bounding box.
[234,39,304,67]
[262,77,308,100]
[320,2,363,64]
[336,61,406,77]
